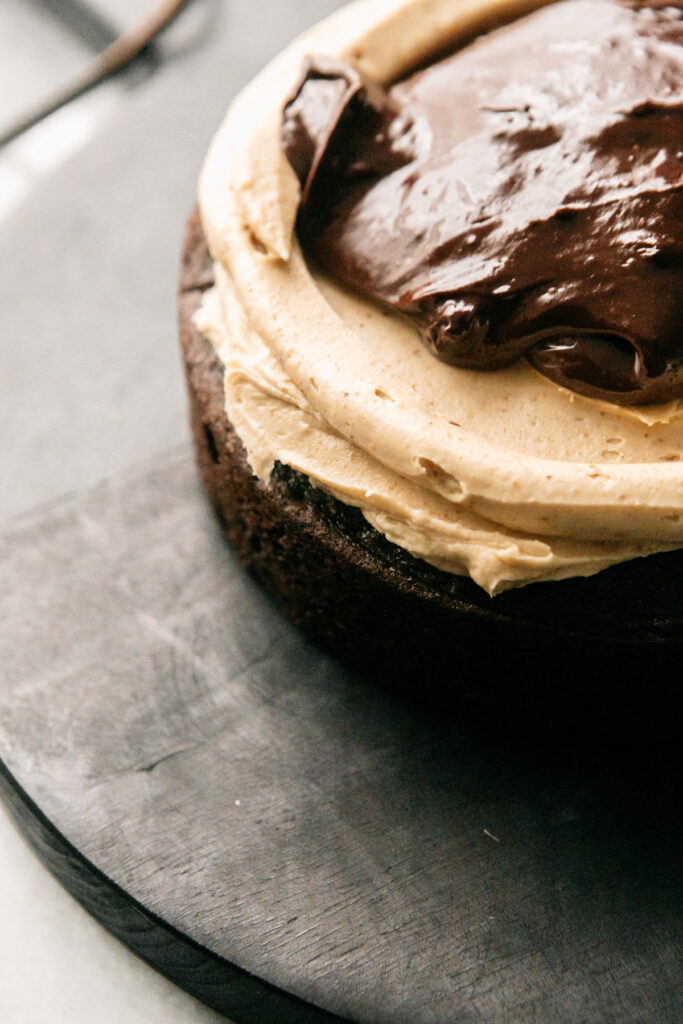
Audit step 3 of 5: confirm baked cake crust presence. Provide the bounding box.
[179,208,682,718]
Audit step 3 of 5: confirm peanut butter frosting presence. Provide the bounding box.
[195,0,683,595]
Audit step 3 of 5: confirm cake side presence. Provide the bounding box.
[179,209,683,711]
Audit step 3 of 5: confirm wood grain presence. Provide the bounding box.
[0,450,680,1024]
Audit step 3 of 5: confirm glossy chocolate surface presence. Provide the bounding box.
[282,1,683,405]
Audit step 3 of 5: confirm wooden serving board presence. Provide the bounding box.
[0,449,680,1024]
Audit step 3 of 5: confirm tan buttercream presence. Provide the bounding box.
[195,0,683,594]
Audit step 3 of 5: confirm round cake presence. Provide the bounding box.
[179,0,683,718]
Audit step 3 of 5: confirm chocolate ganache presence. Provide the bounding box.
[282,0,683,406]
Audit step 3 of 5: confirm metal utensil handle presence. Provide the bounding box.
[0,0,192,148]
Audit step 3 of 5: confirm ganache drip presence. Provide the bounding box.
[281,0,683,406]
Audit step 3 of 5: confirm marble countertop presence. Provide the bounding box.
[0,1,341,1020]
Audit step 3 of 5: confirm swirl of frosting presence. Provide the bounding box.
[282,2,683,406]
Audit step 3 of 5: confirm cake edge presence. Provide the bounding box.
[178,208,682,716]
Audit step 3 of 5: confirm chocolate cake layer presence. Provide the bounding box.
[179,209,682,721]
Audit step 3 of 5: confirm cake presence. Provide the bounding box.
[179,0,683,714]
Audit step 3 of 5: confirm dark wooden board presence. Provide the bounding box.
[0,449,680,1024]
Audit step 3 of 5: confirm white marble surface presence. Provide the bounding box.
[0,807,227,1024]
[0,1,342,1020]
